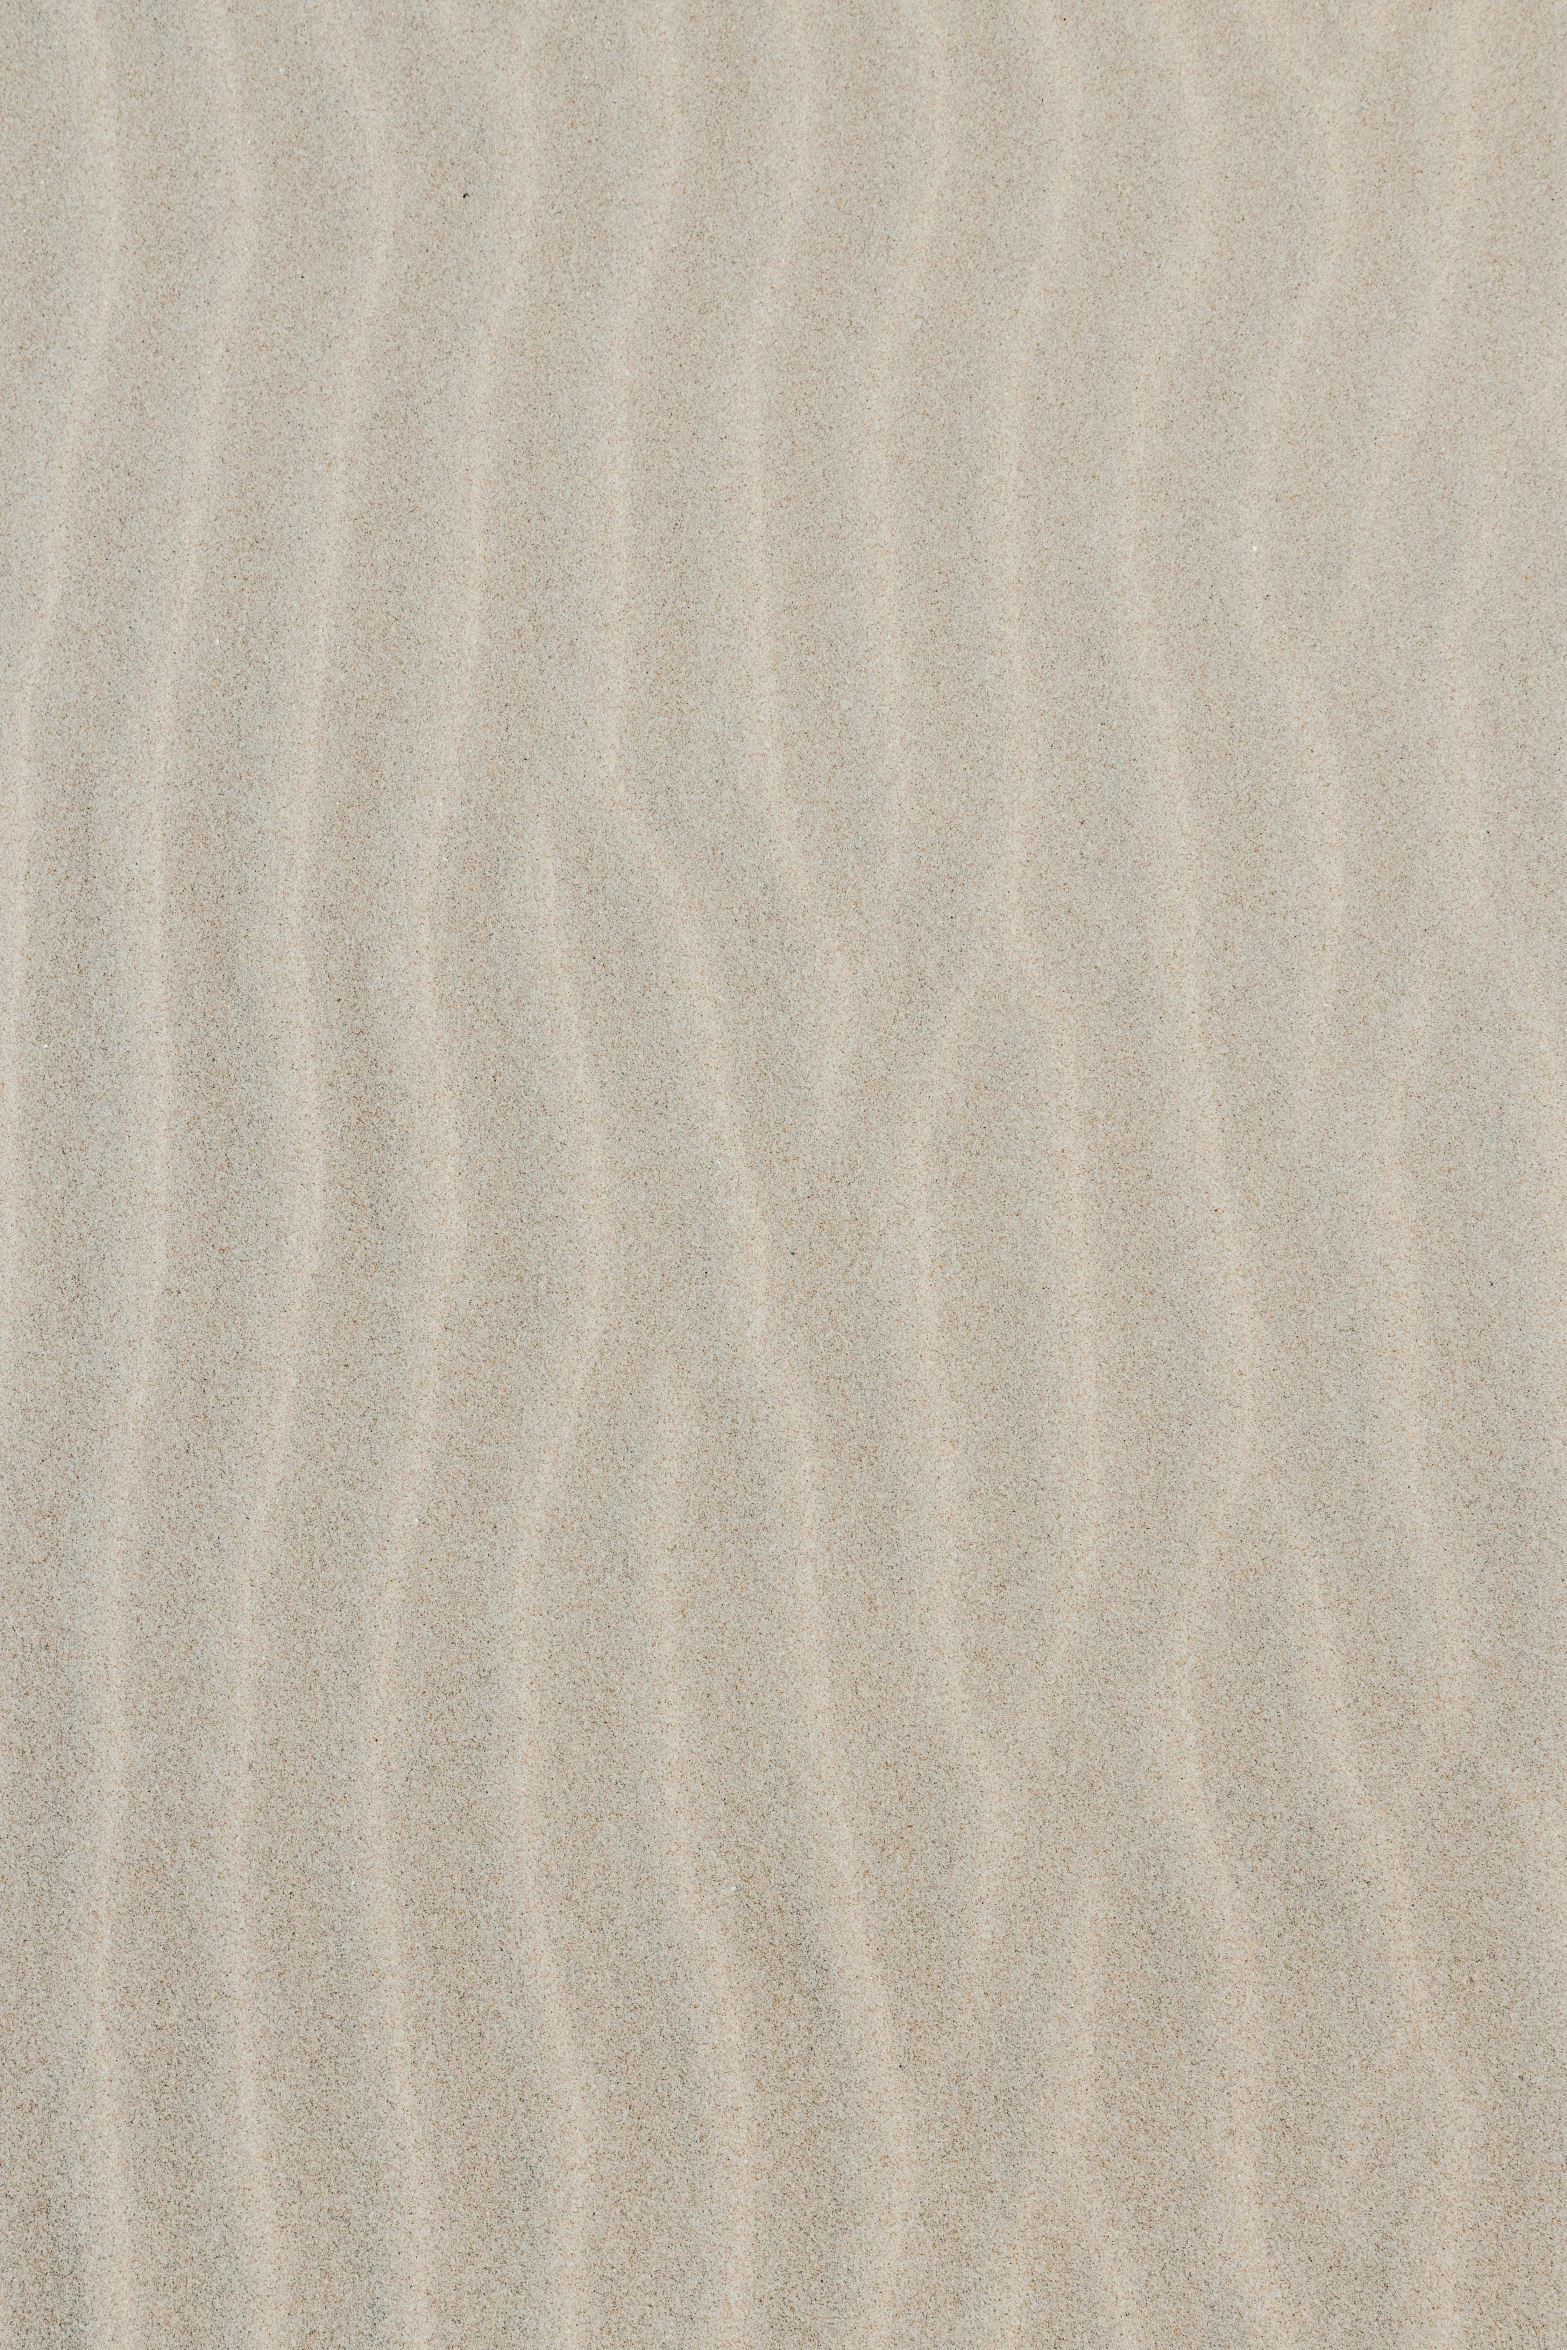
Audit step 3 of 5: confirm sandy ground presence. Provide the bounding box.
[2,2,1565,2342]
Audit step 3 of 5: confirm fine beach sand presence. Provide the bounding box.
[3,2,1565,2342]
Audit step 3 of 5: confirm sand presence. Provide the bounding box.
[2,0,1565,2342]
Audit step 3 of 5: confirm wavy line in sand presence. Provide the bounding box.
[600,673,920,2350]
[1293,1505,1472,2341]
[865,0,950,905]
[599,14,916,2327]
[740,0,812,912]
[1047,1870,1154,2350]
[906,971,1003,1995]
[905,0,1091,2029]
[812,0,951,1136]
[639,1387,756,2350]
[1117,10,1296,2336]
[0,8,123,1355]
[1242,13,1485,2331]
[852,37,1078,2100]
[80,56,139,2350]
[180,10,284,2323]
[1236,0,1353,1141]
[462,11,717,2328]
[229,7,402,2334]
[524,826,614,2350]
[88,2,264,2339]
[997,0,1097,1705]
[424,12,604,2329]
[1243,7,1493,2311]
[1319,44,1493,2295]
[0,8,133,2340]
[364,21,572,2333]
[894,35,1004,2039]
[593,770,923,2337]
[1429,36,1567,1928]
[1429,8,1567,1128]
[357,63,492,2350]
[1335,0,1538,2023]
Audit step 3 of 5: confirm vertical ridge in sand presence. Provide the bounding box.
[520,825,604,2350]
[1116,15,1288,2337]
[1,1,127,2337]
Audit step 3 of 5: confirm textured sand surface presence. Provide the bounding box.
[3,1,1566,2342]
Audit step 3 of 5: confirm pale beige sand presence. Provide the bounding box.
[2,1,1565,2343]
